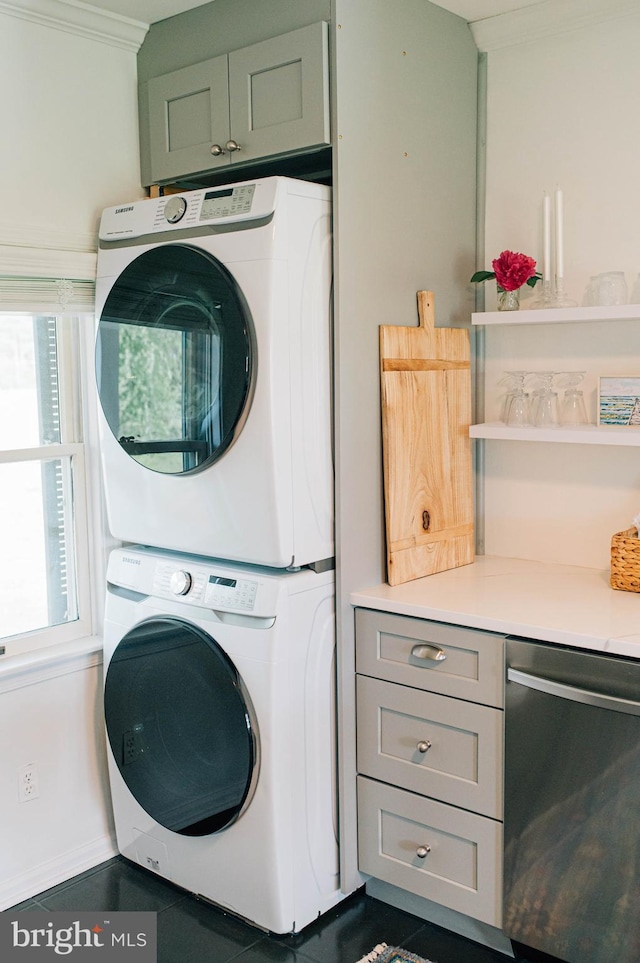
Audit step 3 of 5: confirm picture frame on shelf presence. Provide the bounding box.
[597,376,640,426]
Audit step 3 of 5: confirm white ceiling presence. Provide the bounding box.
[81,0,547,28]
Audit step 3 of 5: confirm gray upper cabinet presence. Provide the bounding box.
[146,21,330,184]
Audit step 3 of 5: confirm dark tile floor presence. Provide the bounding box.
[8,856,516,963]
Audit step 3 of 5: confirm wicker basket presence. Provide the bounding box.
[610,527,640,592]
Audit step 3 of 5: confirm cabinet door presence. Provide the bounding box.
[148,56,230,183]
[228,21,330,164]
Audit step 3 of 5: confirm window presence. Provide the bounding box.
[0,311,93,657]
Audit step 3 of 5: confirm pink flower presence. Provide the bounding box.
[491,250,538,291]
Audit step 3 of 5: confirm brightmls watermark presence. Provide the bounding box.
[0,912,156,960]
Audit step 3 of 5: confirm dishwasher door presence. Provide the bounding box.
[504,637,640,963]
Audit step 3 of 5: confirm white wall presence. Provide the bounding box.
[0,5,145,254]
[480,6,640,569]
[0,654,115,909]
[0,3,145,906]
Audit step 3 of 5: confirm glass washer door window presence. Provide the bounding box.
[96,244,256,475]
[104,617,259,836]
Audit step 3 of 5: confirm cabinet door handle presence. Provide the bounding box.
[225,139,242,152]
[411,643,446,663]
[416,845,431,859]
[210,144,226,156]
[416,740,432,754]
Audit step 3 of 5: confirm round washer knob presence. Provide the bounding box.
[164,195,187,224]
[170,570,192,596]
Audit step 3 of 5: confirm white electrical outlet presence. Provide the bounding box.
[18,763,40,802]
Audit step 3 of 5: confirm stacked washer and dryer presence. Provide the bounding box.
[95,177,346,934]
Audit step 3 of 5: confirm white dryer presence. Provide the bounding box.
[103,545,345,934]
[95,177,332,568]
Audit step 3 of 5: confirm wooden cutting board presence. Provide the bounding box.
[380,291,474,586]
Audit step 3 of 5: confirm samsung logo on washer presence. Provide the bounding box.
[114,206,134,214]
[1,912,156,960]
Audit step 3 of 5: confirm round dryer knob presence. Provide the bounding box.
[163,196,187,224]
[170,570,192,596]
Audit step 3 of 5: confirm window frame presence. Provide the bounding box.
[0,311,96,659]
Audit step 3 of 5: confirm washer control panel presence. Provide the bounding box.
[153,563,208,602]
[204,575,258,611]
[152,561,258,613]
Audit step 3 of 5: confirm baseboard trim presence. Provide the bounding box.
[365,878,514,958]
[0,833,118,910]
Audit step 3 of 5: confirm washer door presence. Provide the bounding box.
[104,617,259,836]
[96,244,256,475]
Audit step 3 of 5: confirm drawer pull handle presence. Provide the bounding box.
[416,845,431,859]
[411,643,446,663]
[416,740,432,754]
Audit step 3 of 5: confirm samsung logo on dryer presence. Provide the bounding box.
[122,556,141,566]
[114,205,134,214]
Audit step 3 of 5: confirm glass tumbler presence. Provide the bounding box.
[595,271,628,306]
[560,389,588,425]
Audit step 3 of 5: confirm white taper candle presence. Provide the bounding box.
[555,188,564,279]
[543,193,551,281]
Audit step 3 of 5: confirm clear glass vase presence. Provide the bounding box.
[497,285,520,311]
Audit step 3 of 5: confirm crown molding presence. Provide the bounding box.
[471,0,640,52]
[0,0,148,52]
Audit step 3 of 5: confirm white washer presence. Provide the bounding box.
[95,177,332,568]
[103,545,345,934]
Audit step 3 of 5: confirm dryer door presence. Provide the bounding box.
[96,244,256,475]
[104,616,259,836]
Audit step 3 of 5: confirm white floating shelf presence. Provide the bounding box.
[472,304,640,326]
[470,422,640,446]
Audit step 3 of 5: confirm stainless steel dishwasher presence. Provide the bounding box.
[504,636,640,963]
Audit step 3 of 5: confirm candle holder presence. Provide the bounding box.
[547,277,578,308]
[530,278,554,309]
[531,278,578,310]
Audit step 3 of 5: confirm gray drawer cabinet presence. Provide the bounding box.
[355,608,505,927]
[146,21,330,184]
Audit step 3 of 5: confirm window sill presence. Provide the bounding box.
[0,635,103,693]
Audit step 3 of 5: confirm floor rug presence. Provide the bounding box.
[355,944,435,963]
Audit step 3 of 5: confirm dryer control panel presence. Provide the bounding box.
[99,178,279,241]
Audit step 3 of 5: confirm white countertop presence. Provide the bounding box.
[351,555,640,658]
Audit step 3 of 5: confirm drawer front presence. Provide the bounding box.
[356,609,504,707]
[357,776,502,927]
[357,676,503,819]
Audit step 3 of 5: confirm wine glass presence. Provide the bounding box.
[502,370,532,427]
[530,371,558,427]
